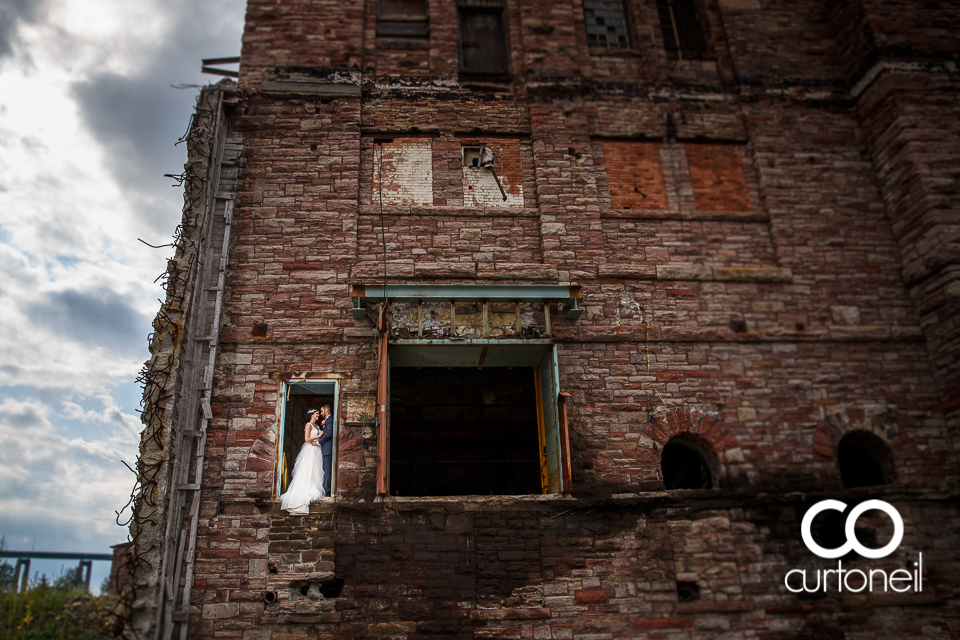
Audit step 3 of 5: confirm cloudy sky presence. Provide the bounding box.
[0,0,245,591]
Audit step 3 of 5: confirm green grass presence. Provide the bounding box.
[0,587,118,640]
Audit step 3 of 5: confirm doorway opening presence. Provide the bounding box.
[277,380,337,496]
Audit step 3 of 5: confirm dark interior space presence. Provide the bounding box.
[390,367,541,496]
[661,439,712,490]
[838,431,891,488]
[282,392,334,493]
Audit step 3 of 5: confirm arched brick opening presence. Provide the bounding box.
[813,404,902,488]
[661,434,715,490]
[838,430,895,488]
[648,407,737,489]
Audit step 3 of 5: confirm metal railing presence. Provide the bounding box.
[0,551,114,593]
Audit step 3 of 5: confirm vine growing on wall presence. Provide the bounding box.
[111,88,220,639]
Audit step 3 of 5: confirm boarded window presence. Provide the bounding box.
[656,0,709,60]
[603,141,669,210]
[377,0,429,40]
[685,144,751,212]
[373,138,434,206]
[583,0,631,49]
[458,7,509,75]
[461,140,525,207]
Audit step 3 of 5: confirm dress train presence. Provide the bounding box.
[279,426,326,514]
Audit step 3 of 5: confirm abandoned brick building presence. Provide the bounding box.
[127,0,960,637]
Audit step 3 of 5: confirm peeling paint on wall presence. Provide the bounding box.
[373,138,434,205]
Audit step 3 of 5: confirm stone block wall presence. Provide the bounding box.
[186,497,958,638]
[135,0,960,636]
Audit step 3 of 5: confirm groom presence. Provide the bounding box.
[317,404,334,496]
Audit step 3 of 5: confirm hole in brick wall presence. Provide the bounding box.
[676,581,700,602]
[661,436,714,490]
[730,319,747,333]
[268,564,278,574]
[319,578,345,598]
[795,322,805,332]
[252,323,268,337]
[290,580,342,600]
[838,431,894,488]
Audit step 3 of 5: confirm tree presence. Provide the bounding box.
[0,537,16,591]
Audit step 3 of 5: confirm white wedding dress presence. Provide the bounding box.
[280,425,326,514]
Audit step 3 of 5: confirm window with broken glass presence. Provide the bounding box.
[377,0,429,41]
[582,0,631,49]
[655,0,710,60]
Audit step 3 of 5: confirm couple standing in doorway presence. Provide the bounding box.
[280,405,333,514]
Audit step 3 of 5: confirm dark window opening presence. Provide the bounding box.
[280,382,335,495]
[661,437,713,490]
[583,0,631,49]
[458,7,509,76]
[390,367,542,496]
[838,431,893,488]
[377,0,429,40]
[655,0,709,60]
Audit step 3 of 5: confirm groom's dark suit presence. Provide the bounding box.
[317,414,333,496]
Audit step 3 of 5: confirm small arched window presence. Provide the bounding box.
[661,436,714,490]
[837,431,894,488]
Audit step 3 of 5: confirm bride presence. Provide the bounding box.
[280,408,326,514]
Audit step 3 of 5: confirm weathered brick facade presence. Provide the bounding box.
[130,0,960,637]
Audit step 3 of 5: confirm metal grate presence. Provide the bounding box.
[583,0,631,49]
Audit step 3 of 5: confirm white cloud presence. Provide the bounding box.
[0,0,244,566]
[63,392,142,439]
[0,396,139,549]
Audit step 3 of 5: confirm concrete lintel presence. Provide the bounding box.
[260,80,361,98]
[352,283,580,302]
